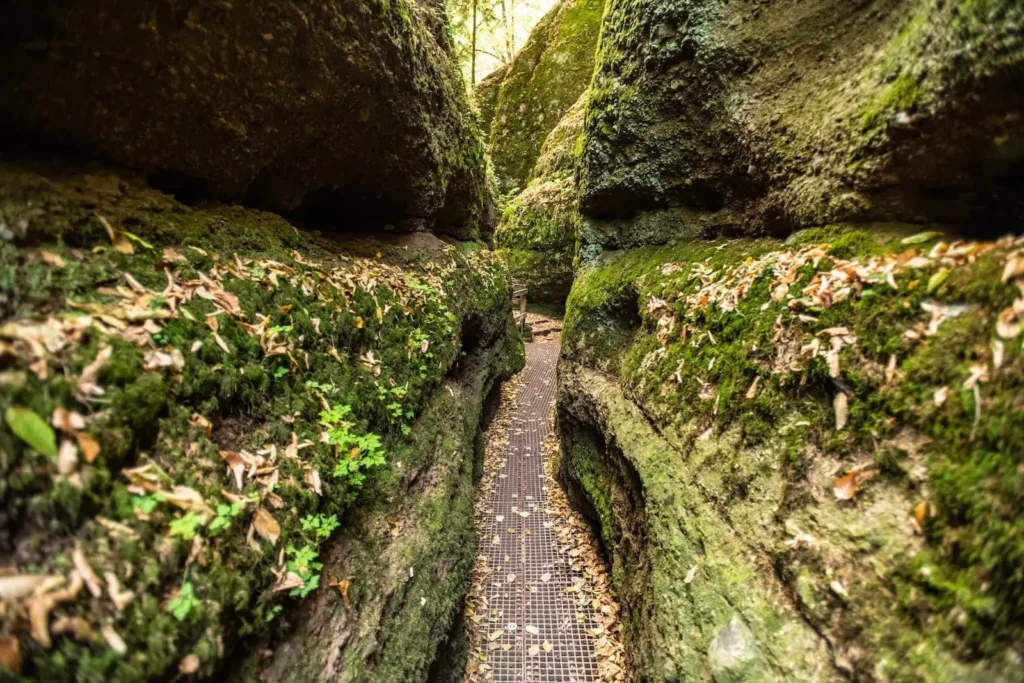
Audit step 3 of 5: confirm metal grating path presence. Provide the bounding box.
[479,342,597,682]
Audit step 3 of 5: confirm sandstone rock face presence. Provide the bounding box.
[0,0,490,238]
[579,0,1024,239]
[556,0,1024,679]
[559,228,1024,681]
[480,0,605,193]
[495,95,586,303]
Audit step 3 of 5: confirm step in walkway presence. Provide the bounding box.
[470,342,598,682]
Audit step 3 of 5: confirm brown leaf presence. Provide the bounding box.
[220,451,246,490]
[72,544,103,598]
[1002,254,1024,283]
[57,439,78,475]
[996,306,1022,339]
[0,635,22,675]
[51,616,95,641]
[305,467,322,496]
[164,486,215,521]
[101,625,127,655]
[51,407,86,433]
[745,376,761,400]
[253,508,280,545]
[27,596,53,648]
[104,571,135,612]
[271,570,305,593]
[78,345,112,398]
[179,654,201,675]
[833,392,849,431]
[76,432,101,463]
[329,576,352,608]
[97,215,134,255]
[190,413,212,435]
[833,464,877,501]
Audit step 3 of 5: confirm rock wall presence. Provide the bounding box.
[0,0,491,239]
[0,157,522,681]
[579,0,1024,238]
[479,0,605,193]
[559,228,1024,681]
[495,95,586,304]
[556,0,1024,680]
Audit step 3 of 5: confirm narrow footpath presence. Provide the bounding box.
[464,323,626,682]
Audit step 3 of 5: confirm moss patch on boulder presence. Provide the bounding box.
[559,225,1024,680]
[0,156,522,681]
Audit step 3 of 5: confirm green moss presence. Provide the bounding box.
[560,224,1024,679]
[487,0,606,191]
[0,158,520,681]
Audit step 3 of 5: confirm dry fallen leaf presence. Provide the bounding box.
[76,432,101,463]
[72,544,103,598]
[488,629,504,642]
[253,508,281,545]
[913,501,936,526]
[833,464,877,501]
[57,439,79,476]
[542,640,554,652]
[0,574,54,601]
[525,625,539,635]
[179,654,201,675]
[40,251,66,269]
[101,625,128,655]
[329,576,352,608]
[529,645,540,656]
[933,386,949,406]
[996,306,1022,339]
[833,392,849,431]
[97,215,134,255]
[506,573,516,583]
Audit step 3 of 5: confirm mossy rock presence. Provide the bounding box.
[579,0,1024,236]
[0,0,490,239]
[492,95,587,305]
[0,155,523,681]
[559,224,1024,681]
[485,0,606,193]
[474,64,509,142]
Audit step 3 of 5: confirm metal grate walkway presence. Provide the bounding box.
[478,342,597,682]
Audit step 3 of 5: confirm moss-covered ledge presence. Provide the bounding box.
[558,225,1024,681]
[238,319,522,682]
[0,156,523,681]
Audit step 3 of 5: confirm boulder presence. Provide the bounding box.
[0,0,490,239]
[481,0,605,193]
[579,0,1024,238]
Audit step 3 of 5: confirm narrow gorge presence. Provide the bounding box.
[1,0,1023,682]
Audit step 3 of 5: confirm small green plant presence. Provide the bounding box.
[319,404,387,487]
[273,366,290,380]
[301,513,340,540]
[286,545,323,599]
[168,581,200,621]
[131,492,165,515]
[169,512,205,540]
[208,503,244,536]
